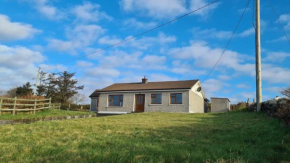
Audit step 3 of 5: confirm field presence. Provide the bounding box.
[0,109,94,120]
[0,111,289,163]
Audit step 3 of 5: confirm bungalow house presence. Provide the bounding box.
[89,77,206,113]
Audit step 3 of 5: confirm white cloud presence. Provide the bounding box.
[76,61,94,67]
[218,75,231,81]
[149,74,178,81]
[39,64,67,72]
[202,78,228,98]
[120,0,187,19]
[192,27,256,40]
[262,64,290,84]
[0,44,45,90]
[236,84,249,89]
[120,0,218,19]
[265,87,283,94]
[278,13,290,31]
[125,32,177,49]
[0,14,41,41]
[169,41,254,75]
[86,67,120,78]
[98,36,122,45]
[169,40,290,85]
[48,24,106,54]
[123,18,157,29]
[48,39,80,54]
[71,2,112,22]
[238,28,255,37]
[192,28,231,39]
[29,0,65,20]
[264,52,290,62]
[189,0,219,17]
[98,32,176,50]
[267,36,287,43]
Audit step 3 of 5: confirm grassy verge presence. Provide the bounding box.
[0,109,94,120]
[0,112,289,162]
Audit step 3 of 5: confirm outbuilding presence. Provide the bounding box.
[211,97,231,113]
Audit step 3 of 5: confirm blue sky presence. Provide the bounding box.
[0,0,289,103]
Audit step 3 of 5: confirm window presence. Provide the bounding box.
[151,94,162,104]
[170,93,182,104]
[108,95,123,106]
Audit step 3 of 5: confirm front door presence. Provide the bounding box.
[135,94,145,112]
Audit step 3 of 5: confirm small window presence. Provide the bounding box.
[151,94,162,104]
[170,93,182,104]
[108,95,123,106]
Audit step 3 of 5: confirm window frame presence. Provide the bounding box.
[170,93,183,104]
[150,93,162,104]
[108,95,124,107]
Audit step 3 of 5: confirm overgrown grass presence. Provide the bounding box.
[0,109,94,120]
[0,112,289,163]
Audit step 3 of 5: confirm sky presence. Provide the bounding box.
[0,0,289,104]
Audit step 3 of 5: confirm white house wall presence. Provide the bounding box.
[189,90,205,113]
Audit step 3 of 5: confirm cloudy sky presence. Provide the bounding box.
[0,0,289,103]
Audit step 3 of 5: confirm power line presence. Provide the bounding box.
[268,0,290,46]
[202,0,251,81]
[41,0,220,70]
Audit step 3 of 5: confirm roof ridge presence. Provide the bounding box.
[113,79,199,84]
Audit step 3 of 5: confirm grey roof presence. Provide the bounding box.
[90,80,199,97]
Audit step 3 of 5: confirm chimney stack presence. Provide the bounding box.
[142,76,148,84]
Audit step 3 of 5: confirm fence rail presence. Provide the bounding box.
[0,97,52,116]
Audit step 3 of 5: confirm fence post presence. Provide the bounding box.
[59,103,61,110]
[0,98,2,116]
[49,97,51,110]
[81,105,83,111]
[13,97,17,115]
[34,99,37,114]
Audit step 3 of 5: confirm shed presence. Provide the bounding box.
[211,97,230,113]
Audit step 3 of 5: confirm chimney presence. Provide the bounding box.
[142,76,148,84]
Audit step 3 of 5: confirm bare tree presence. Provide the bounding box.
[68,93,87,105]
[281,87,290,98]
[6,88,17,98]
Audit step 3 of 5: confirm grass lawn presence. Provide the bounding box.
[0,109,94,120]
[0,111,289,163]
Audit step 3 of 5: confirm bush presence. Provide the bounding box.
[275,101,290,125]
[231,102,248,111]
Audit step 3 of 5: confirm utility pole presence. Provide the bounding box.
[255,0,262,112]
[33,67,41,96]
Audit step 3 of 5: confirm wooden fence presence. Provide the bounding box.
[0,97,52,116]
[51,103,61,110]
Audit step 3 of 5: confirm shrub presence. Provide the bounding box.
[231,102,248,111]
[275,101,290,125]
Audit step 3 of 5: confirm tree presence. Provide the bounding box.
[68,93,87,105]
[16,82,33,96]
[37,71,84,103]
[281,87,290,98]
[6,88,17,98]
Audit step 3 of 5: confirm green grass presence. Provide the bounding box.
[0,109,94,120]
[0,112,289,163]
